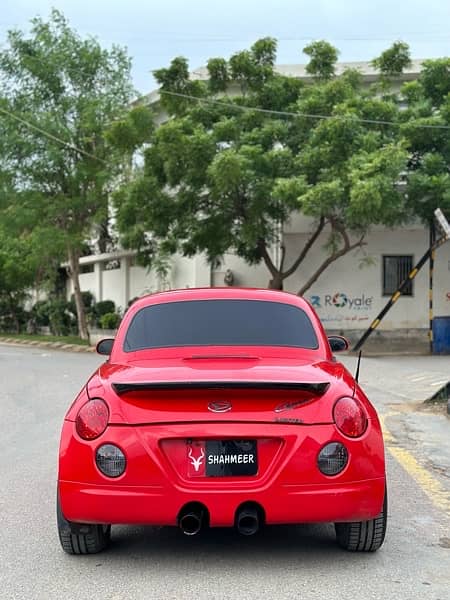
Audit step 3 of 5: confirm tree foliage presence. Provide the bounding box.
[372,41,412,77]
[0,177,66,332]
[303,40,339,80]
[0,229,35,332]
[398,59,450,227]
[0,10,134,338]
[112,39,417,292]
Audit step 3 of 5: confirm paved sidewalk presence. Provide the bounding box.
[342,353,450,403]
[341,354,450,505]
[0,336,94,353]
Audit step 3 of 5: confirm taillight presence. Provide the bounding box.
[333,396,368,438]
[75,398,109,440]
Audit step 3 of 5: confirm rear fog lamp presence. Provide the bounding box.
[317,442,348,476]
[96,444,126,477]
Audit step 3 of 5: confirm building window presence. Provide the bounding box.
[382,255,413,296]
[80,264,94,274]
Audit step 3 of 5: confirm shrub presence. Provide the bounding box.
[92,300,116,327]
[95,300,116,317]
[99,312,121,330]
[32,300,51,327]
[31,299,77,336]
[69,290,95,315]
[0,297,30,333]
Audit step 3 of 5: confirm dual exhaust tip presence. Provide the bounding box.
[178,505,261,536]
[179,511,204,536]
[235,507,260,536]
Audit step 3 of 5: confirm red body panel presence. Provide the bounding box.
[58,288,386,529]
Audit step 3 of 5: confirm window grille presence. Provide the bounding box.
[382,255,413,296]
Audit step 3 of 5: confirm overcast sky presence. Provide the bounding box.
[2,1,450,95]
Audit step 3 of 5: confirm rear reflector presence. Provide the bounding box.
[317,442,348,476]
[96,444,126,477]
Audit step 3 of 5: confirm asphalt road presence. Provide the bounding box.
[0,345,449,600]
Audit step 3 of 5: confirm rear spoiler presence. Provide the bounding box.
[112,381,330,395]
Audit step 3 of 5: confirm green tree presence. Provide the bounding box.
[112,39,411,293]
[303,40,339,80]
[0,231,34,332]
[372,41,412,77]
[0,10,134,339]
[398,59,450,227]
[0,175,65,331]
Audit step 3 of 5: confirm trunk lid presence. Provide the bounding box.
[90,356,352,425]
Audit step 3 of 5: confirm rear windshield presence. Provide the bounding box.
[124,299,318,351]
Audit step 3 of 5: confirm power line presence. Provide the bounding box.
[1,84,448,165]
[96,33,450,43]
[159,90,450,130]
[2,19,450,43]
[0,105,107,163]
[135,33,450,43]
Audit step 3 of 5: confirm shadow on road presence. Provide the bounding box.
[96,522,368,566]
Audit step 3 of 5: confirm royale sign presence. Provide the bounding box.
[310,292,373,310]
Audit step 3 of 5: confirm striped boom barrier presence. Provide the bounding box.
[353,233,449,352]
[429,224,436,354]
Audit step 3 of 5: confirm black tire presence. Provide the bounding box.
[335,492,387,552]
[57,497,111,555]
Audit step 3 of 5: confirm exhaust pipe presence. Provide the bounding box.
[236,507,260,536]
[179,510,203,536]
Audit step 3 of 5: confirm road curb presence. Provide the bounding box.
[0,337,95,353]
[346,350,430,357]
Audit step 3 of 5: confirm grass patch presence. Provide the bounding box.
[0,333,90,346]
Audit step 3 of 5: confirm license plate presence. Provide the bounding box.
[187,440,257,477]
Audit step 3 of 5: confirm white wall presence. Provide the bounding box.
[282,226,450,330]
[102,266,127,313]
[212,253,270,288]
[70,224,450,332]
[128,264,160,298]
[72,252,206,312]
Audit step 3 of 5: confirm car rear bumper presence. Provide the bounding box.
[59,419,385,527]
[59,476,385,527]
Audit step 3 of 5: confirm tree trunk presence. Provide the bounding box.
[97,219,113,254]
[257,240,284,291]
[297,236,366,296]
[268,274,283,290]
[67,246,89,341]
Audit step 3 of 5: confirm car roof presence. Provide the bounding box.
[111,288,330,361]
[128,287,310,311]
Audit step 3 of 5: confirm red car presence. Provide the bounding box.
[57,288,387,554]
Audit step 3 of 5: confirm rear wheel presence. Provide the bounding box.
[57,497,111,555]
[335,492,387,552]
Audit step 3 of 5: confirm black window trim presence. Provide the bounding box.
[123,298,320,352]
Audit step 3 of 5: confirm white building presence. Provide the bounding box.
[68,60,450,347]
[69,218,450,344]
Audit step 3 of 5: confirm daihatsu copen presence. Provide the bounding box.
[57,288,386,554]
